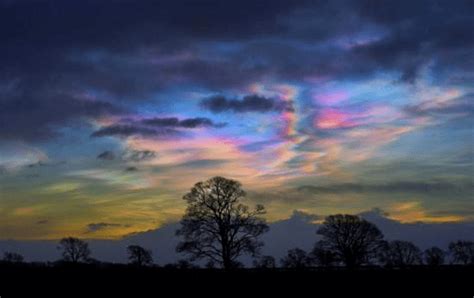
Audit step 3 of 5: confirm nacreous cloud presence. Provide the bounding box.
[297,181,474,195]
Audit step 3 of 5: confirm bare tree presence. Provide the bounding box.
[3,252,24,263]
[253,255,276,269]
[176,176,269,269]
[127,245,153,267]
[424,246,445,266]
[316,214,384,268]
[57,237,91,263]
[379,240,422,267]
[448,240,474,265]
[280,248,312,269]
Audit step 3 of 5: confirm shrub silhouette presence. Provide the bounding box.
[165,259,200,269]
[280,248,312,269]
[253,255,276,269]
[176,176,269,269]
[3,252,24,263]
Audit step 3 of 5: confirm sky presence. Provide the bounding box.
[0,0,473,240]
[2,210,473,264]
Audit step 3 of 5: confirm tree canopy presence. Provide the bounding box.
[127,245,153,267]
[57,237,91,263]
[316,214,384,267]
[379,240,422,267]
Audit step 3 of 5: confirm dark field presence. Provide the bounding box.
[1,263,472,296]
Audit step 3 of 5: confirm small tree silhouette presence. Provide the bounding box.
[176,176,269,269]
[424,246,445,266]
[280,248,312,269]
[3,252,24,263]
[379,240,422,267]
[253,255,276,269]
[57,237,91,263]
[316,214,384,268]
[127,245,153,267]
[448,240,474,265]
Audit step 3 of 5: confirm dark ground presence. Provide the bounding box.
[0,263,473,296]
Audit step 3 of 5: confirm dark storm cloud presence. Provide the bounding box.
[91,116,224,139]
[141,117,224,128]
[0,0,306,93]
[0,89,122,141]
[0,0,302,142]
[90,125,169,138]
[97,151,116,161]
[97,149,156,162]
[351,0,474,82]
[201,94,294,113]
[1,0,471,84]
[297,181,474,195]
[0,0,306,48]
[1,0,472,143]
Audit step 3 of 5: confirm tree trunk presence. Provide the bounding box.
[222,257,232,270]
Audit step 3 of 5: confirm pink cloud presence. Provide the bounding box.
[314,104,406,130]
[315,108,357,129]
[314,90,349,106]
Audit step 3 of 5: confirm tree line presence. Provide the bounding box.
[2,177,474,269]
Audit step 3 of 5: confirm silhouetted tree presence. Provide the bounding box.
[127,245,153,267]
[449,240,474,265]
[311,240,337,267]
[379,240,422,267]
[280,248,312,269]
[176,176,269,269]
[317,214,384,268]
[57,237,91,263]
[253,255,276,269]
[424,246,445,266]
[3,252,24,263]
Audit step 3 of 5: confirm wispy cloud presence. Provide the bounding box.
[201,94,294,113]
